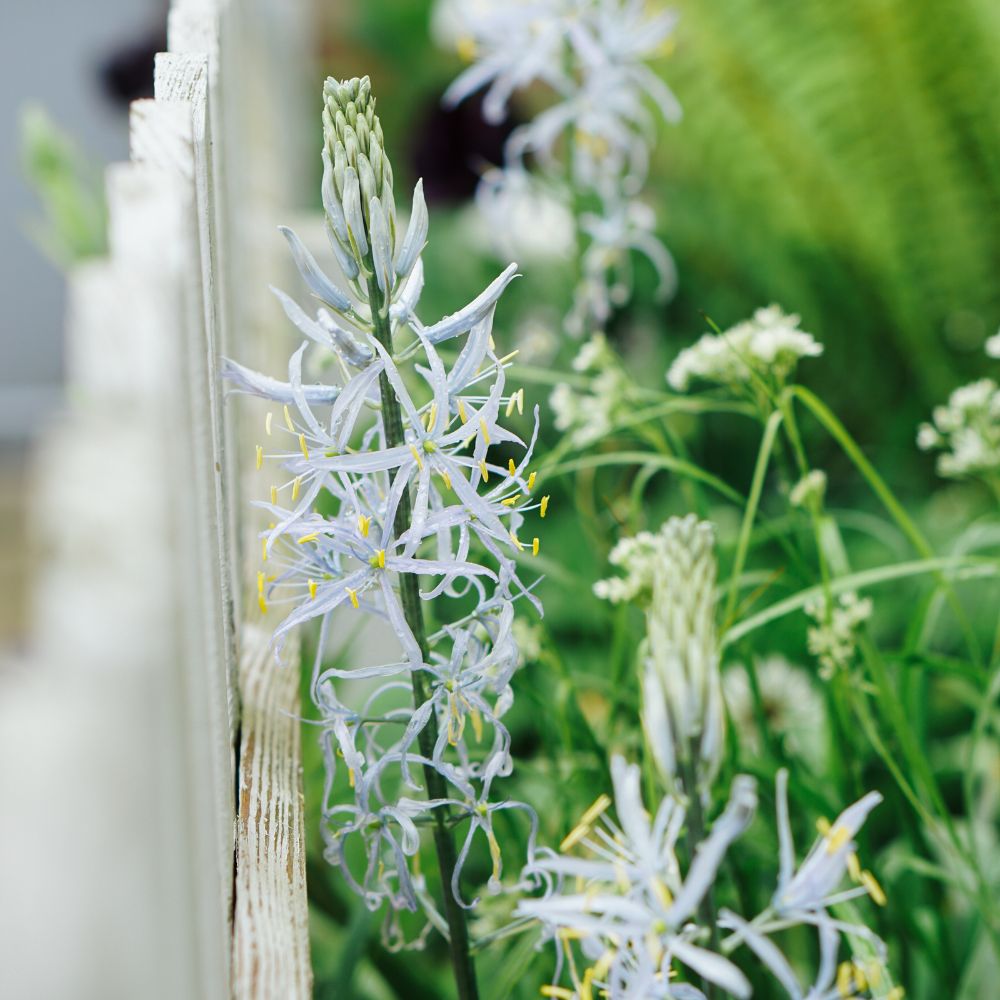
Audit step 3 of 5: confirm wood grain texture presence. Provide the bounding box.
[233,623,311,1000]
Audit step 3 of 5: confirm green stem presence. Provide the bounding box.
[367,274,480,1000]
[678,752,721,1000]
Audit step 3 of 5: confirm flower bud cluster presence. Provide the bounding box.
[228,77,544,938]
[596,515,725,796]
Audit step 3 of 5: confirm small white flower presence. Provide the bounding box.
[789,469,827,510]
[917,376,1000,480]
[668,306,823,393]
[985,330,1000,359]
[805,591,873,680]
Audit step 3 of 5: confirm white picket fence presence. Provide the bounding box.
[0,1,314,996]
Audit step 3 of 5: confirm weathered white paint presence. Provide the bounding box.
[0,0,313,997]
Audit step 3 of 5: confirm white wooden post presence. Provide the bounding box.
[0,0,314,996]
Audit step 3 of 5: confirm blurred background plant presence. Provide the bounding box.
[297,3,1000,998]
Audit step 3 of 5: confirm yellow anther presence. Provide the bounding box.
[651,877,673,910]
[846,851,862,882]
[270,485,278,505]
[283,404,294,432]
[516,387,524,415]
[298,433,309,459]
[291,476,301,501]
[346,587,359,609]
[886,988,905,1000]
[505,394,516,417]
[308,579,317,600]
[409,443,424,471]
[865,962,883,987]
[426,401,438,431]
[540,988,574,1000]
[560,793,611,851]
[261,538,268,562]
[479,459,489,482]
[376,548,386,569]
[470,708,483,742]
[527,471,537,491]
[532,536,540,556]
[348,767,355,788]
[479,417,490,445]
[441,470,452,490]
[457,398,468,423]
[509,530,524,551]
[257,570,265,595]
[358,514,371,537]
[297,532,319,544]
[508,458,517,476]
[497,349,519,365]
[489,334,496,351]
[265,411,273,436]
[456,34,476,62]
[836,962,853,997]
[860,869,887,906]
[501,495,519,507]
[258,594,268,614]
[816,816,832,836]
[825,823,851,854]
[255,444,263,470]
[853,965,867,990]
[540,494,550,517]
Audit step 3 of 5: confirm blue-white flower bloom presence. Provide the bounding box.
[517,755,756,1000]
[438,0,681,335]
[227,76,545,939]
[718,769,888,1000]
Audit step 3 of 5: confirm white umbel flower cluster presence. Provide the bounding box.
[917,375,1000,480]
[550,332,632,446]
[436,0,681,335]
[805,591,873,680]
[227,77,546,936]
[667,306,823,393]
[596,515,725,796]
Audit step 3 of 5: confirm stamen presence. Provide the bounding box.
[255,444,263,470]
[426,401,437,431]
[297,532,320,544]
[825,823,851,854]
[270,485,278,505]
[257,571,265,596]
[527,471,537,491]
[377,548,386,568]
[505,394,516,418]
[860,869,887,906]
[258,594,268,614]
[409,443,424,470]
[265,411,273,436]
[479,460,489,482]
[540,988,574,1000]
[261,538,268,562]
[532,537,540,556]
[283,404,294,432]
[358,514,371,537]
[497,349,519,365]
[508,458,517,476]
[479,417,490,445]
[298,433,310,459]
[308,579,317,600]
[516,387,524,414]
[509,530,524,551]
[846,851,862,882]
[346,587,359,609]
[540,495,550,517]
[836,962,853,998]
[441,470,452,490]
[560,793,611,851]
[291,476,302,501]
[457,398,468,423]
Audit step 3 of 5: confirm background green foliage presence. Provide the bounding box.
[302,3,1000,998]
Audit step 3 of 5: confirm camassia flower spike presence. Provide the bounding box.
[226,76,546,998]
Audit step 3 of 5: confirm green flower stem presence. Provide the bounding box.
[366,274,480,1000]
